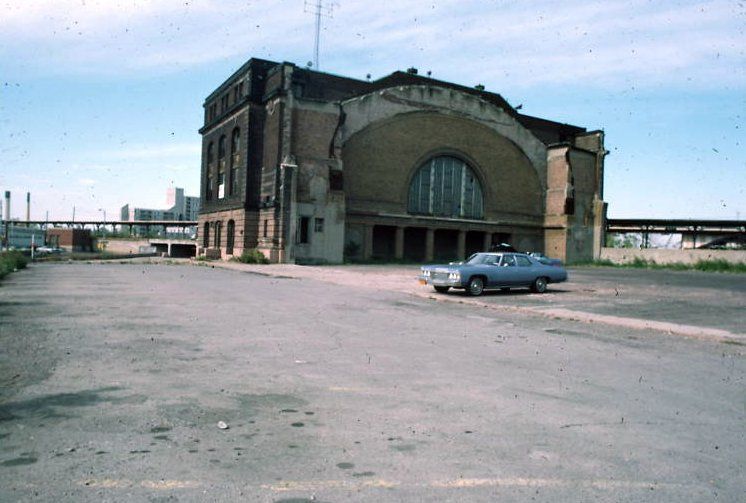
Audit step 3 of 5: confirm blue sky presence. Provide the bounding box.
[1,0,744,220]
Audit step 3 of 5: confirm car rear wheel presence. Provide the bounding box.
[531,277,548,293]
[467,277,484,296]
[434,286,450,293]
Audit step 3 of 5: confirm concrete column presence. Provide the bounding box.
[363,224,374,260]
[457,230,466,260]
[167,242,172,257]
[425,228,434,262]
[483,232,492,252]
[394,227,405,260]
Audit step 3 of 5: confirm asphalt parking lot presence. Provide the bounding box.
[0,262,744,502]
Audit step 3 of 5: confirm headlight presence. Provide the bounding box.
[448,272,460,280]
[422,270,431,277]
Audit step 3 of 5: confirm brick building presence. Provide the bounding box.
[197,58,606,264]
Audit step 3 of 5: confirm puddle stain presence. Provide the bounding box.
[336,462,355,469]
[149,426,172,433]
[0,387,145,422]
[1,456,38,466]
[291,422,304,427]
[352,471,376,478]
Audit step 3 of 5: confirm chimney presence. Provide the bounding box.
[26,192,30,223]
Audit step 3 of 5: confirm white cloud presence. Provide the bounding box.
[1,0,743,90]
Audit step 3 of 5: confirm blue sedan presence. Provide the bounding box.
[419,252,568,296]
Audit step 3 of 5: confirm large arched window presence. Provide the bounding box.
[217,135,226,199]
[408,156,484,219]
[203,222,210,248]
[205,142,214,200]
[207,142,214,164]
[226,219,235,255]
[230,128,240,196]
[214,221,222,248]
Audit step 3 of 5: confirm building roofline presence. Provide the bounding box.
[515,113,586,135]
[203,57,279,104]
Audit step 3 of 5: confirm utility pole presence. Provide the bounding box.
[304,0,337,70]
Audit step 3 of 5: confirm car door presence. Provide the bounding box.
[496,254,522,286]
[514,254,536,286]
[480,254,503,287]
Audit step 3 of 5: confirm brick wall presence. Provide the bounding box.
[341,111,543,219]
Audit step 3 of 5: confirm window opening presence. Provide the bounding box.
[408,156,483,219]
[226,220,235,255]
[297,217,310,244]
[230,128,240,196]
[516,255,532,267]
[218,135,226,199]
[501,255,516,267]
[214,221,222,248]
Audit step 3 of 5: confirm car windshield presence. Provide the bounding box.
[464,253,501,265]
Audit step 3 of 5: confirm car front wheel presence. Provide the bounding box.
[531,277,548,293]
[467,277,484,296]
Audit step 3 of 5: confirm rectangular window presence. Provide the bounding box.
[297,216,310,244]
[314,218,324,233]
[263,220,268,238]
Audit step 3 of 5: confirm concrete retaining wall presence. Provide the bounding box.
[101,239,150,254]
[601,247,746,265]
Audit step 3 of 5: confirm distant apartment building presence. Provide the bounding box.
[121,187,200,235]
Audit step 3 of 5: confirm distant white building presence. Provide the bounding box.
[121,187,200,235]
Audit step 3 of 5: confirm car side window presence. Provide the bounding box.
[516,256,532,267]
[501,255,516,267]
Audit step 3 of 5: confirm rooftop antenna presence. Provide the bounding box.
[304,0,337,70]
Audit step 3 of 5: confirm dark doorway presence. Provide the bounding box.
[404,227,427,262]
[466,231,484,257]
[434,229,459,262]
[372,225,397,260]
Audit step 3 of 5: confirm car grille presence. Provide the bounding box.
[432,272,450,281]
